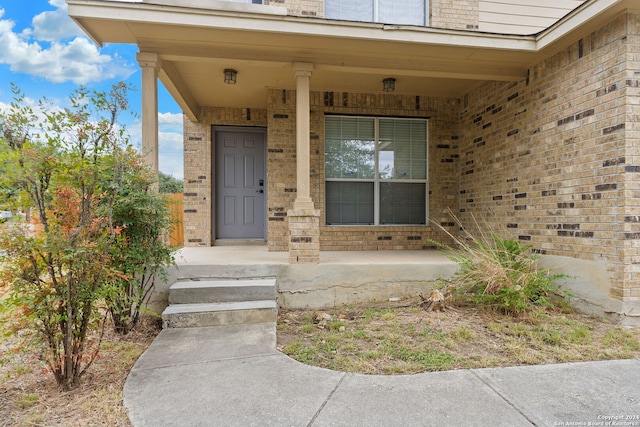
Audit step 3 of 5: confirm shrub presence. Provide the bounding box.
[431,212,569,315]
[0,83,156,390]
[105,167,174,334]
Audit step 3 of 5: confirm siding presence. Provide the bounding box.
[230,0,586,34]
[479,0,586,35]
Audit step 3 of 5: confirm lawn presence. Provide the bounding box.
[277,296,640,375]
[0,314,157,426]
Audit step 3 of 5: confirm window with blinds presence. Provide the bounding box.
[225,0,263,4]
[325,116,428,225]
[325,0,428,26]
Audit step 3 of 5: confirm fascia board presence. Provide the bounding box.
[67,0,537,53]
[141,0,287,16]
[68,0,632,62]
[536,0,626,50]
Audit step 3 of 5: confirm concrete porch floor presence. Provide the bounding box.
[154,246,459,311]
[151,245,640,323]
[173,246,454,266]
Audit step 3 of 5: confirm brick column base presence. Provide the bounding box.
[287,208,320,263]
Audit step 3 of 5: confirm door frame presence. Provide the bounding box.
[212,125,268,243]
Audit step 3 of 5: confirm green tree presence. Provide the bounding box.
[0,83,148,390]
[158,171,183,193]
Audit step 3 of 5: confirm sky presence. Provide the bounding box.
[0,0,184,179]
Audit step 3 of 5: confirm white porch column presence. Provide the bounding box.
[137,52,161,189]
[293,62,314,210]
[288,62,320,263]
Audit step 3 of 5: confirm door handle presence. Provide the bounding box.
[256,189,264,193]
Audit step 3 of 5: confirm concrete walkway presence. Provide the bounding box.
[124,323,640,427]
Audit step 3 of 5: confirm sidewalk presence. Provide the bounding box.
[124,323,640,427]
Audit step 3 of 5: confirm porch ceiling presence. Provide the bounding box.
[68,0,635,119]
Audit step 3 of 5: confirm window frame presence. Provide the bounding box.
[324,0,430,27]
[324,115,429,226]
[226,0,263,4]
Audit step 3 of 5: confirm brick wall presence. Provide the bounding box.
[185,90,461,251]
[182,114,210,247]
[266,89,297,251]
[458,13,640,300]
[621,13,640,299]
[181,6,640,301]
[266,0,323,18]
[266,89,461,251]
[312,92,460,250]
[431,0,479,30]
[183,108,267,246]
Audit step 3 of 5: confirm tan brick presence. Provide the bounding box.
[181,10,640,298]
[458,12,640,299]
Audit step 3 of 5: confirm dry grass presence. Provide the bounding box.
[277,296,640,375]
[0,319,158,427]
[1,222,158,426]
[430,211,570,315]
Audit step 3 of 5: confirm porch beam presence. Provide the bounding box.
[137,52,161,190]
[156,51,526,82]
[159,60,200,122]
[293,62,314,210]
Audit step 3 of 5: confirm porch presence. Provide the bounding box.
[151,246,458,313]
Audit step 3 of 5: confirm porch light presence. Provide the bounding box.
[383,77,396,92]
[224,69,238,84]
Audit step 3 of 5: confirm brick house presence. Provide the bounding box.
[69,0,640,317]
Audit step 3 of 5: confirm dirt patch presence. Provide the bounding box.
[0,319,158,426]
[277,296,640,375]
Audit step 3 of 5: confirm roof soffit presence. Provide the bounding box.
[67,0,635,110]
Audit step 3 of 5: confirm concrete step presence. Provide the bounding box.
[168,278,276,304]
[162,300,277,328]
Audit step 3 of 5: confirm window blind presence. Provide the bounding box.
[325,0,426,26]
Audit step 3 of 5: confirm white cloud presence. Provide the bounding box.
[0,7,135,84]
[30,0,85,41]
[128,116,184,179]
[158,113,183,178]
[159,130,183,153]
[159,112,183,126]
[158,112,183,135]
[159,150,184,179]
